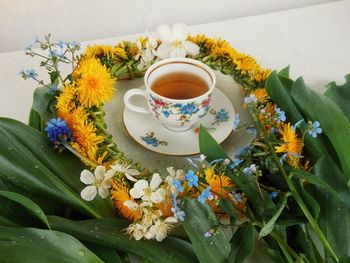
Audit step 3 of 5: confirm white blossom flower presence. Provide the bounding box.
[134,32,158,70]
[111,162,140,182]
[126,223,147,241]
[145,217,178,242]
[141,209,163,228]
[165,167,185,194]
[156,22,199,59]
[80,166,114,201]
[129,173,166,203]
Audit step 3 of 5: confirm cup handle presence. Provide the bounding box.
[124,88,150,114]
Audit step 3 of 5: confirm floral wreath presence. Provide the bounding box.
[20,23,346,262]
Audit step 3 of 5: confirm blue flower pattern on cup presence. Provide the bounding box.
[149,94,212,126]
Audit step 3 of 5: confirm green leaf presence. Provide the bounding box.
[259,193,291,238]
[286,224,323,263]
[0,190,50,229]
[84,242,123,263]
[290,77,350,184]
[292,170,344,203]
[0,216,19,227]
[28,108,42,131]
[295,179,320,219]
[0,226,103,263]
[48,216,198,263]
[311,156,350,257]
[199,126,229,162]
[229,223,255,263]
[182,199,230,263]
[340,255,350,263]
[0,117,114,219]
[324,74,350,123]
[30,86,57,131]
[278,65,290,78]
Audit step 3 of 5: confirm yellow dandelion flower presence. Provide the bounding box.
[234,54,259,75]
[275,122,303,167]
[59,106,88,131]
[114,42,131,59]
[75,58,116,107]
[111,181,141,221]
[187,34,208,45]
[205,167,234,197]
[253,88,269,103]
[254,68,272,82]
[56,84,76,113]
[95,151,109,165]
[209,38,239,60]
[70,120,104,161]
[84,45,116,60]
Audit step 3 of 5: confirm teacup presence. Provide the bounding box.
[124,57,216,132]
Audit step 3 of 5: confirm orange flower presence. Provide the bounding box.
[111,181,141,221]
[252,88,269,103]
[275,122,303,167]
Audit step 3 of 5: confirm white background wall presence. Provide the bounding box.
[0,0,336,53]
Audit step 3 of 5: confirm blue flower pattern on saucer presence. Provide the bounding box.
[141,132,168,147]
[210,108,229,125]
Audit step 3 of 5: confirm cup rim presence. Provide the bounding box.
[144,57,216,102]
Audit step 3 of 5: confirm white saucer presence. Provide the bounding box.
[122,88,235,156]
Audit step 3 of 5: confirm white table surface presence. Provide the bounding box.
[0,1,349,261]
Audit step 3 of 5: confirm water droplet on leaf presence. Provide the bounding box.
[78,250,85,256]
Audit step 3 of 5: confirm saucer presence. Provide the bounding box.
[122,88,235,156]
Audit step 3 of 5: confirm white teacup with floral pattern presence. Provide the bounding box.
[124,58,216,132]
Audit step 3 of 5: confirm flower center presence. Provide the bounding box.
[87,77,99,90]
[144,187,153,197]
[171,40,182,48]
[95,179,103,188]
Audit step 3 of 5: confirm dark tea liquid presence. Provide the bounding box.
[151,72,209,99]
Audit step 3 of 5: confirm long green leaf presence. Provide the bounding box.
[28,108,42,131]
[311,156,350,257]
[259,193,291,238]
[84,242,123,263]
[0,226,103,263]
[48,216,197,263]
[182,199,230,263]
[229,223,255,263]
[292,170,344,203]
[0,190,50,229]
[324,74,350,123]
[290,77,350,184]
[199,126,229,162]
[0,117,114,218]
